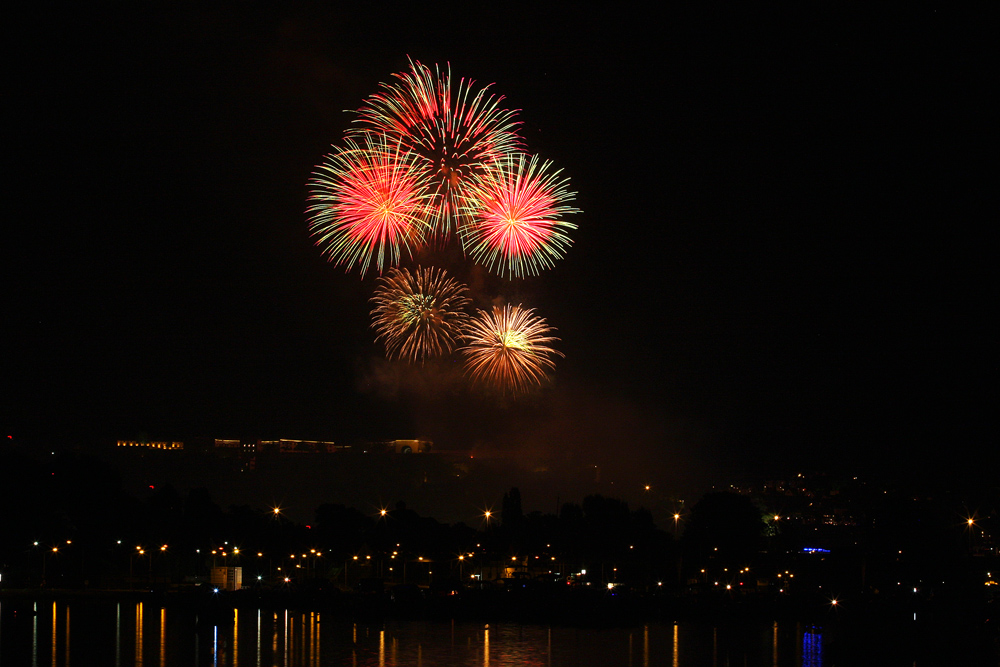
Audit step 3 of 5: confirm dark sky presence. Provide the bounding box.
[4,4,994,500]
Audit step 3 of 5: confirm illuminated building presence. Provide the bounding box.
[117,440,183,450]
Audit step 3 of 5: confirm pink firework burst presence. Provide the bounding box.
[307,135,433,277]
[461,153,579,278]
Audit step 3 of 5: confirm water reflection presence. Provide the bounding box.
[0,600,842,666]
[672,622,678,667]
[160,607,166,667]
[772,621,779,667]
[50,601,56,666]
[64,604,70,667]
[802,626,823,667]
[135,601,143,667]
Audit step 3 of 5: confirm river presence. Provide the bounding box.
[0,597,993,666]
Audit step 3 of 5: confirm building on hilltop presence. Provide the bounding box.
[117,440,183,450]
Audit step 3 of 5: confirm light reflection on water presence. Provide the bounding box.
[0,598,843,667]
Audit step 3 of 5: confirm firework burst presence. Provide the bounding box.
[461,304,562,395]
[461,153,578,278]
[307,134,433,277]
[350,58,524,240]
[371,266,471,362]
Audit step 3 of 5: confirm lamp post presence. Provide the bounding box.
[42,547,58,588]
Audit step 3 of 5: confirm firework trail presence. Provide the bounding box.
[461,304,562,395]
[461,153,578,278]
[307,134,433,277]
[371,266,471,362]
[350,58,524,240]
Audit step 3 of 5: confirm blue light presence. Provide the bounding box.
[801,547,830,554]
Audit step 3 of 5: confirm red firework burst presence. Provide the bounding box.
[350,58,524,240]
[307,135,433,276]
[461,153,579,278]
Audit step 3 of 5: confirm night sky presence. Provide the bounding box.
[5,5,993,505]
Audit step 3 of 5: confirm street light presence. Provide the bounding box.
[42,547,59,587]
